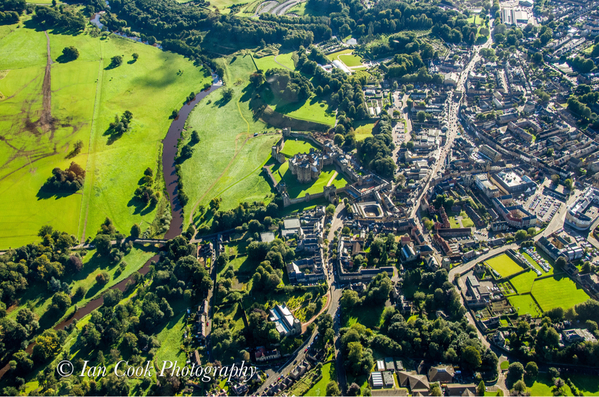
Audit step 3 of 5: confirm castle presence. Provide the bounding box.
[288,149,334,183]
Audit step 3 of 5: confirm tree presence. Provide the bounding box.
[515,230,528,241]
[221,88,234,102]
[555,256,567,269]
[103,289,122,307]
[417,110,426,122]
[564,178,573,190]
[326,204,336,217]
[477,380,486,396]
[334,134,345,146]
[51,292,70,312]
[525,361,538,379]
[326,381,341,396]
[512,380,527,395]
[430,384,442,396]
[132,53,139,61]
[508,362,525,382]
[33,330,61,361]
[347,383,361,396]
[94,234,112,256]
[131,224,141,238]
[110,55,123,68]
[61,46,79,61]
[462,346,482,370]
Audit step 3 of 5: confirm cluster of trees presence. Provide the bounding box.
[209,200,279,233]
[107,110,133,138]
[403,268,466,318]
[247,239,295,269]
[41,162,85,193]
[568,97,595,121]
[61,46,79,62]
[134,167,160,207]
[177,130,200,162]
[569,55,596,74]
[263,69,313,102]
[341,273,393,310]
[365,32,436,60]
[357,112,396,178]
[32,5,86,31]
[0,10,19,24]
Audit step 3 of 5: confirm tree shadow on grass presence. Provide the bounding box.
[127,196,154,215]
[103,127,124,145]
[36,187,79,200]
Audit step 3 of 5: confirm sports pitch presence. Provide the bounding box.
[486,254,525,278]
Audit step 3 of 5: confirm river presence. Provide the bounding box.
[162,80,222,239]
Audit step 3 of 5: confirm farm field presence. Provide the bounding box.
[180,54,280,227]
[486,254,525,278]
[0,24,211,248]
[271,162,348,198]
[531,275,589,312]
[507,294,542,317]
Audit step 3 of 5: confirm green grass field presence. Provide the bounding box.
[531,276,589,312]
[0,24,211,248]
[507,294,542,317]
[353,121,375,141]
[305,362,334,396]
[271,161,348,198]
[254,52,295,71]
[280,138,319,158]
[486,254,525,278]
[181,54,280,227]
[509,271,538,294]
[327,49,362,68]
[264,92,335,126]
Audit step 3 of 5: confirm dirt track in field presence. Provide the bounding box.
[40,31,54,136]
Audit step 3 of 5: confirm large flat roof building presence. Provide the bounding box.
[490,171,537,195]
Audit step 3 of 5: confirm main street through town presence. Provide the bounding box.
[409,37,493,219]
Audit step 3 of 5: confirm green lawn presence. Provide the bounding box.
[467,15,483,25]
[181,54,280,228]
[531,275,589,312]
[507,294,543,317]
[0,24,212,248]
[154,300,189,366]
[354,121,375,141]
[280,139,319,158]
[486,254,525,278]
[305,363,334,396]
[271,162,348,198]
[343,304,385,330]
[254,52,295,71]
[509,271,538,294]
